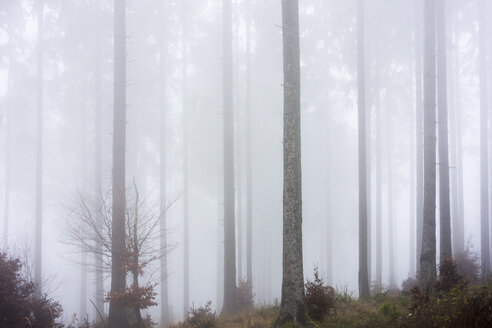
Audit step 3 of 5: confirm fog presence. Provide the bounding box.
[0,0,487,325]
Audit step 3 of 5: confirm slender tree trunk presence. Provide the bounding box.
[410,91,416,276]
[415,0,424,277]
[3,59,11,249]
[420,0,437,293]
[222,0,237,315]
[245,0,253,288]
[276,0,307,325]
[449,18,464,255]
[479,0,490,277]
[357,0,370,299]
[375,83,382,286]
[93,0,104,317]
[108,0,129,326]
[181,1,190,314]
[34,0,44,291]
[159,5,169,326]
[437,0,452,263]
[387,108,397,289]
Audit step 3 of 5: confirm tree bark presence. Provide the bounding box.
[222,0,237,316]
[420,0,437,293]
[479,0,490,277]
[108,0,129,326]
[437,0,452,263]
[387,108,396,289]
[276,0,307,325]
[357,0,370,299]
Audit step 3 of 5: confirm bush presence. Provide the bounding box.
[236,279,254,312]
[400,277,418,295]
[435,258,466,293]
[0,251,63,328]
[305,266,335,322]
[181,301,218,328]
[455,247,480,283]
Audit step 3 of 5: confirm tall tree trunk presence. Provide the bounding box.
[375,83,382,286]
[479,0,490,277]
[415,0,424,277]
[357,0,370,299]
[276,0,307,325]
[159,4,169,325]
[34,0,44,291]
[108,0,129,326]
[245,0,253,288]
[222,0,237,315]
[420,0,437,293]
[387,108,397,289]
[410,89,416,276]
[182,1,190,314]
[449,12,464,255]
[93,0,104,317]
[437,0,452,263]
[3,59,11,249]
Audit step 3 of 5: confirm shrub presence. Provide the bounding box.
[335,285,355,304]
[454,247,480,283]
[181,301,218,328]
[236,279,254,312]
[435,258,466,293]
[400,277,418,295]
[305,266,335,322]
[0,251,63,328]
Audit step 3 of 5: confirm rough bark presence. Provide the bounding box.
[34,0,44,291]
[222,0,237,316]
[108,0,129,326]
[357,0,370,299]
[420,0,437,293]
[276,0,308,326]
[437,0,452,263]
[415,0,424,277]
[479,0,490,277]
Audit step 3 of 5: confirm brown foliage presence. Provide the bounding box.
[106,283,157,309]
[305,266,335,322]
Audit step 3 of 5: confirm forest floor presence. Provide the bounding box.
[172,280,492,327]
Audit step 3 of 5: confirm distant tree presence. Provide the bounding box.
[478,0,490,278]
[420,0,437,293]
[357,0,370,299]
[34,0,44,292]
[222,0,237,316]
[437,0,452,263]
[275,0,308,326]
[109,0,129,325]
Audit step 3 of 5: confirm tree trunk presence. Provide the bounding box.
[93,0,104,317]
[357,0,370,299]
[3,59,11,249]
[437,0,452,263]
[159,4,169,325]
[276,0,307,325]
[375,82,382,287]
[222,0,237,315]
[479,0,490,277]
[420,0,437,293]
[415,0,424,277]
[34,0,44,291]
[245,0,253,288]
[182,1,190,315]
[108,0,129,326]
[387,108,396,289]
